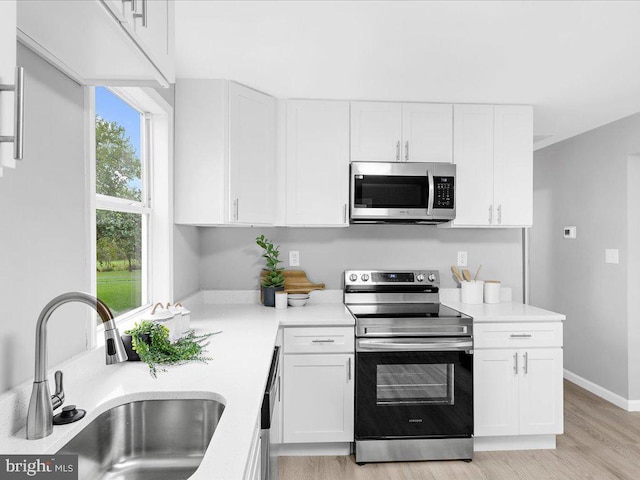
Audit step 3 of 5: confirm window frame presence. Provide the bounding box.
[87,86,174,344]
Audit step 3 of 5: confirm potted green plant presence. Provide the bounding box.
[123,320,217,378]
[256,234,285,307]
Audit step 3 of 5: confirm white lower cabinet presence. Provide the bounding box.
[281,326,354,444]
[243,415,261,480]
[474,323,563,438]
[283,353,354,443]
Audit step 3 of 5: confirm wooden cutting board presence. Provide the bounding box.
[261,270,325,294]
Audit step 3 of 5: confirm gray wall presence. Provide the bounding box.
[0,45,90,394]
[200,226,523,297]
[157,83,202,301]
[531,112,640,400]
[174,225,201,300]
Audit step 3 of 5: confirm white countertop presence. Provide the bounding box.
[442,300,566,322]
[0,301,354,480]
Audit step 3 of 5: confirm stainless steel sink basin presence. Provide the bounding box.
[57,399,225,480]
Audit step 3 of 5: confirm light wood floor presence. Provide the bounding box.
[280,380,640,480]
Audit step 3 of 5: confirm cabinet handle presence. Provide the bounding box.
[347,357,352,381]
[510,333,532,338]
[497,204,502,224]
[0,67,25,160]
[277,375,281,402]
[343,204,347,224]
[312,339,335,343]
[513,353,518,374]
[488,205,493,224]
[524,352,528,374]
[233,198,239,221]
[405,141,409,161]
[132,0,148,27]
[396,141,400,161]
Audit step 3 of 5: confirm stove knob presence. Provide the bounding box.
[428,273,436,282]
[349,274,358,282]
[416,273,425,282]
[361,274,370,282]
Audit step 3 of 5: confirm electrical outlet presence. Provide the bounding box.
[457,251,468,267]
[605,249,619,264]
[289,251,300,267]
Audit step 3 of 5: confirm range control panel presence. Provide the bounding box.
[434,176,454,209]
[344,270,440,286]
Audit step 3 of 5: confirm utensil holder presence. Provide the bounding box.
[461,281,484,304]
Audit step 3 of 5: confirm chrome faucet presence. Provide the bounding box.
[26,292,128,439]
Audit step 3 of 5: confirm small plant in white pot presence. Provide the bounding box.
[256,234,285,307]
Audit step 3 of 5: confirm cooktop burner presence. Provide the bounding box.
[347,303,467,319]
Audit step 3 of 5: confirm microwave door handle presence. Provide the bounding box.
[427,169,435,216]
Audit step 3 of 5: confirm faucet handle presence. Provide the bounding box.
[51,370,65,410]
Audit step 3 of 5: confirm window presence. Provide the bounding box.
[94,87,150,317]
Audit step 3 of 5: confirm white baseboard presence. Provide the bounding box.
[278,442,352,456]
[474,435,555,452]
[563,369,640,412]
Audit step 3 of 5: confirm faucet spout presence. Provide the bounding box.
[26,292,128,439]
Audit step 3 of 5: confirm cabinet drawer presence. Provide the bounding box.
[474,322,563,349]
[284,327,354,353]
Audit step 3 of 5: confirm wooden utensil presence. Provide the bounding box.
[474,265,482,281]
[451,266,464,283]
[261,269,326,294]
[462,269,472,282]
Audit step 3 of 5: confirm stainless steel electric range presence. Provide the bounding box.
[344,270,474,464]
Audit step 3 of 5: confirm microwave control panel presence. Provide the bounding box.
[434,176,454,208]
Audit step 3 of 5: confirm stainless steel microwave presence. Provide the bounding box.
[350,162,456,224]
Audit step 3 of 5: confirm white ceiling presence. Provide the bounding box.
[175,1,640,150]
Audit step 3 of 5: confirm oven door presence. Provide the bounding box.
[355,337,473,439]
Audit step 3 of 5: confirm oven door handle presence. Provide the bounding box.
[357,338,473,352]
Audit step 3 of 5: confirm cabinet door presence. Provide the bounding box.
[17,0,170,86]
[402,103,453,163]
[286,100,350,226]
[452,105,495,226]
[229,82,276,225]
[129,0,174,82]
[283,354,354,443]
[493,105,533,227]
[519,348,563,435]
[474,349,519,436]
[350,102,402,162]
[0,0,16,171]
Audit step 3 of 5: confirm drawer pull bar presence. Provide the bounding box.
[510,334,532,338]
[312,339,335,343]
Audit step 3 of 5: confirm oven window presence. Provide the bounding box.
[354,175,427,208]
[376,363,454,406]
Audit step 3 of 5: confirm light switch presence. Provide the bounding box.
[605,249,619,264]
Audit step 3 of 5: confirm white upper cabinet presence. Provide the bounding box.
[174,79,276,226]
[350,102,402,162]
[286,100,350,226]
[351,101,453,163]
[0,0,16,173]
[451,105,495,226]
[449,104,533,228]
[229,82,276,225]
[17,0,174,87]
[493,105,534,227]
[401,103,453,163]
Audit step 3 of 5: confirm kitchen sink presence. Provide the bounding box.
[57,398,225,480]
